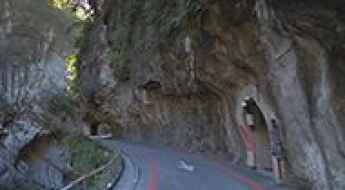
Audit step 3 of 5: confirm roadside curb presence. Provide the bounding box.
[89,138,125,190]
[93,139,141,190]
[120,150,141,190]
[106,154,125,190]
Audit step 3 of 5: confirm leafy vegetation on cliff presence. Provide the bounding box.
[48,0,92,19]
[61,134,122,190]
[62,135,109,173]
[101,0,202,80]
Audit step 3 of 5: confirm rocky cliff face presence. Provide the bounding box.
[0,0,71,105]
[0,0,74,189]
[79,0,345,189]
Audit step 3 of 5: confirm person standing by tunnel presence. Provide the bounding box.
[270,118,286,183]
[240,98,257,170]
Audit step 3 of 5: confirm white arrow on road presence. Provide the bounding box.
[178,160,195,172]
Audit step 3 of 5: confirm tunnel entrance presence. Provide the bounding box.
[251,101,272,171]
[90,124,99,136]
[241,97,272,172]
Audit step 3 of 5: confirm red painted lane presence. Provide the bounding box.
[148,159,160,190]
[231,173,266,190]
[239,125,256,152]
[146,158,266,190]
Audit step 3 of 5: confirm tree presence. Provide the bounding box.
[48,0,97,15]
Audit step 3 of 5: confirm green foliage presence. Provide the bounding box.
[73,20,93,48]
[48,0,72,9]
[48,0,92,20]
[108,49,131,81]
[141,0,202,35]
[108,0,202,44]
[62,135,110,173]
[47,94,78,118]
[66,54,79,80]
[65,54,81,96]
[47,0,91,89]
[47,0,95,50]
[104,0,202,80]
[61,134,122,189]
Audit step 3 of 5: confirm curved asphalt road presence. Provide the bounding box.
[99,140,291,190]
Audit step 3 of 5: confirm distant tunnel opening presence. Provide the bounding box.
[90,124,99,136]
[240,97,288,182]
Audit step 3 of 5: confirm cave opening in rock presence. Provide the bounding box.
[139,80,162,105]
[90,124,99,136]
[242,97,273,172]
